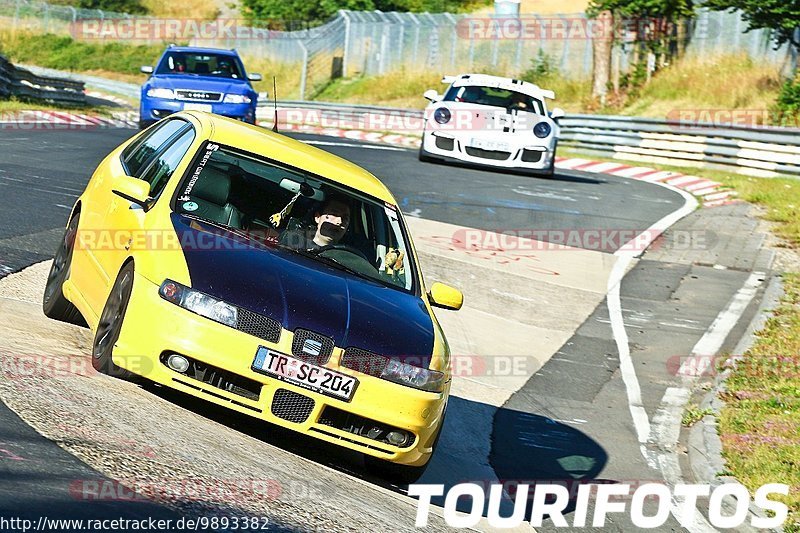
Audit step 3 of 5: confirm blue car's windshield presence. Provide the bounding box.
[156,52,244,79]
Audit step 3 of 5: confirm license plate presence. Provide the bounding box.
[183,103,212,112]
[252,347,358,402]
[469,138,510,152]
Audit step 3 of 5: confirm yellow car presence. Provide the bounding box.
[43,111,463,483]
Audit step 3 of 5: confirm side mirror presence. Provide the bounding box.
[428,282,463,311]
[423,89,441,103]
[550,107,565,121]
[112,176,152,210]
[140,65,154,74]
[248,73,263,82]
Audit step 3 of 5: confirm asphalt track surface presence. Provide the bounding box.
[1,126,764,531]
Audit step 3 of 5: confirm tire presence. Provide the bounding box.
[92,262,136,380]
[43,214,85,326]
[365,405,447,485]
[418,135,436,163]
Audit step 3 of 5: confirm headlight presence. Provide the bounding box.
[533,121,552,138]
[146,88,176,99]
[433,107,451,125]
[159,280,238,328]
[223,94,252,104]
[380,359,445,392]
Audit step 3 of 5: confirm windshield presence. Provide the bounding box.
[443,84,545,115]
[156,52,244,79]
[173,143,416,292]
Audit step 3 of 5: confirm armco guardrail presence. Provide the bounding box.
[266,101,800,179]
[559,114,800,178]
[0,55,86,105]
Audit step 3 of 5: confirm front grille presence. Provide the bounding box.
[319,406,414,448]
[175,90,222,102]
[160,352,261,401]
[435,136,454,151]
[236,307,281,344]
[271,389,315,423]
[521,149,543,162]
[465,147,511,160]
[291,329,334,365]
[340,347,387,377]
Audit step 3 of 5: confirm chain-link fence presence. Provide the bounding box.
[0,0,794,100]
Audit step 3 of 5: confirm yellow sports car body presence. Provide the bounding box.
[43,111,463,483]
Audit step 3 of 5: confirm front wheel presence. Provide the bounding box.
[92,262,136,380]
[43,214,85,326]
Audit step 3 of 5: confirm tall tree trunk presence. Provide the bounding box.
[592,10,614,105]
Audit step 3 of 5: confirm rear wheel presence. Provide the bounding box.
[92,262,136,380]
[43,214,85,326]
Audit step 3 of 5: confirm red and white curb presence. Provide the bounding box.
[554,158,738,208]
[85,90,134,108]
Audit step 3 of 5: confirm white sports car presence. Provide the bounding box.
[419,74,564,177]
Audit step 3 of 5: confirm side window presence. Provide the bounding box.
[122,120,186,177]
[139,129,195,198]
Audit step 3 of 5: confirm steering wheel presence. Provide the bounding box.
[311,244,371,263]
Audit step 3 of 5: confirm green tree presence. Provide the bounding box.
[75,0,147,14]
[701,0,800,50]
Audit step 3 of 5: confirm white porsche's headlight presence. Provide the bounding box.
[159,280,238,328]
[223,94,252,104]
[146,88,176,99]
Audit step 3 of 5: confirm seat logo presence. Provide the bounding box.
[302,339,323,357]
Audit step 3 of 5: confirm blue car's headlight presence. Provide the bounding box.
[433,107,451,125]
[533,121,552,138]
[159,280,238,328]
[146,88,176,99]
[223,94,252,104]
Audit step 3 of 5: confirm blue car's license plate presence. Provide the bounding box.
[252,347,358,402]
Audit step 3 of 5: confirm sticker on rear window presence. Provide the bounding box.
[177,142,219,202]
[182,201,199,212]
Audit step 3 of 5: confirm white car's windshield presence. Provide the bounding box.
[443,84,545,115]
[173,144,416,292]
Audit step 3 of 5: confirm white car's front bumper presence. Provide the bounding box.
[420,129,556,173]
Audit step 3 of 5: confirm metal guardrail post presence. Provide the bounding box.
[298,41,308,100]
[340,11,351,78]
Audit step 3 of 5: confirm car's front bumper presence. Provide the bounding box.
[112,272,448,467]
[421,129,556,172]
[140,98,256,125]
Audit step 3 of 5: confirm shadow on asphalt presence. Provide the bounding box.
[139,383,608,520]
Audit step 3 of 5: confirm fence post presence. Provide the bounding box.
[13,0,21,30]
[409,13,420,66]
[298,40,308,100]
[392,12,405,71]
[444,13,457,70]
[340,10,351,77]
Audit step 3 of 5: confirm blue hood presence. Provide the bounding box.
[171,214,435,362]
[147,74,253,95]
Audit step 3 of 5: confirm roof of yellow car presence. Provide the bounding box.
[185,112,397,204]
